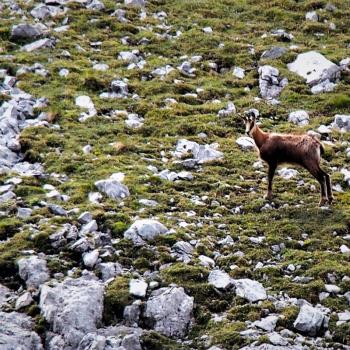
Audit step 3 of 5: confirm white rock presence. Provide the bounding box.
[40,274,104,348]
[144,286,193,337]
[305,11,318,21]
[15,292,33,310]
[95,175,130,200]
[233,66,245,79]
[278,168,299,180]
[208,270,232,289]
[18,255,49,289]
[340,244,350,254]
[236,136,256,151]
[124,219,168,245]
[287,51,340,85]
[203,27,213,33]
[288,110,309,126]
[333,114,350,132]
[129,279,148,298]
[253,315,279,332]
[83,249,99,268]
[324,284,341,294]
[198,255,215,268]
[0,311,43,349]
[233,278,267,302]
[293,303,327,336]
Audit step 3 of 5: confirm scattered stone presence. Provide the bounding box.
[144,286,193,337]
[253,315,279,332]
[233,279,267,302]
[236,136,256,150]
[124,219,168,245]
[173,139,223,164]
[75,95,97,122]
[83,249,99,268]
[18,255,49,289]
[277,168,299,179]
[98,262,123,282]
[333,114,350,132]
[125,113,144,128]
[208,270,233,290]
[232,66,245,79]
[305,11,319,21]
[129,279,148,298]
[261,46,287,60]
[125,0,145,7]
[21,38,54,52]
[293,303,327,336]
[11,24,43,40]
[288,110,309,126]
[15,292,33,310]
[17,207,33,218]
[258,65,288,102]
[217,102,236,117]
[95,174,130,200]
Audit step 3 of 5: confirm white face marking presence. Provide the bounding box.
[244,117,255,136]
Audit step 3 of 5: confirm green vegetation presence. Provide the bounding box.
[1,0,350,347]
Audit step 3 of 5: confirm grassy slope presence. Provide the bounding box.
[1,0,350,348]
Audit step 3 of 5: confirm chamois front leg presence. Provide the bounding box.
[265,162,276,200]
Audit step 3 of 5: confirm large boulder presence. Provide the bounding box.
[287,51,340,86]
[144,286,193,337]
[17,255,50,289]
[39,274,104,348]
[0,311,43,349]
[11,24,43,40]
[124,219,168,245]
[293,303,328,336]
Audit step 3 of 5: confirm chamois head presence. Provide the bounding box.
[241,110,257,137]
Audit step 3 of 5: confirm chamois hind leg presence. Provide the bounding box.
[321,169,333,204]
[306,164,328,206]
[265,162,277,200]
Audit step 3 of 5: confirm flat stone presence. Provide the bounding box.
[208,270,233,290]
[233,278,267,302]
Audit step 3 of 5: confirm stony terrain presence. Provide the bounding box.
[0,0,350,349]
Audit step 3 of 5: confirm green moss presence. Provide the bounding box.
[141,331,188,350]
[104,276,132,324]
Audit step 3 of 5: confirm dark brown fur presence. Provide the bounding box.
[243,115,333,206]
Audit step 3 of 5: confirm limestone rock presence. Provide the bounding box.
[293,303,327,336]
[18,255,50,289]
[40,274,104,348]
[144,286,193,337]
[124,219,168,245]
[0,311,43,349]
[233,278,267,302]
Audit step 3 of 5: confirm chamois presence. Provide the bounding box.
[241,111,333,206]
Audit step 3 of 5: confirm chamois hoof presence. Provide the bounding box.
[319,198,328,207]
[328,196,334,205]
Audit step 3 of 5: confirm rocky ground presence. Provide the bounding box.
[0,0,350,349]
